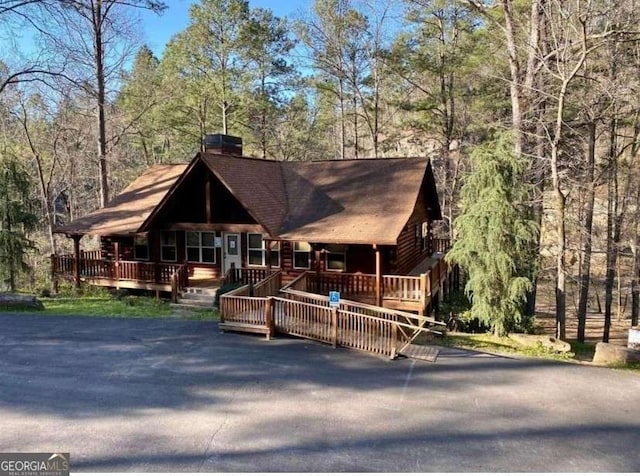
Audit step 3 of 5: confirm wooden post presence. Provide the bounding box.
[331,307,338,348]
[265,296,275,340]
[50,254,59,294]
[171,274,177,303]
[266,240,272,271]
[390,323,398,359]
[314,248,322,294]
[114,241,120,288]
[72,235,81,289]
[374,244,382,307]
[419,273,427,316]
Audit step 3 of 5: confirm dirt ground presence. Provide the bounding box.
[535,279,635,345]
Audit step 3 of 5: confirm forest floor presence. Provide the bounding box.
[534,278,634,346]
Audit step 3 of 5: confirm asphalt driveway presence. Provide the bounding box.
[1,313,639,472]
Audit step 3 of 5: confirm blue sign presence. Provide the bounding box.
[329,291,340,308]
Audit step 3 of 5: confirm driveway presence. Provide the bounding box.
[1,313,639,472]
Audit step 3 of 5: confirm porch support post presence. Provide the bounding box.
[72,234,81,289]
[266,240,272,271]
[114,241,120,287]
[314,246,322,294]
[374,244,382,307]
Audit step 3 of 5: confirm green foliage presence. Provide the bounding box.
[441,333,575,361]
[0,153,39,291]
[447,134,538,336]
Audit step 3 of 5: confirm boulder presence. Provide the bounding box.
[510,333,571,353]
[0,293,44,310]
[592,342,640,366]
[628,327,640,350]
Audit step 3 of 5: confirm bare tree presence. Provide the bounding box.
[39,0,165,207]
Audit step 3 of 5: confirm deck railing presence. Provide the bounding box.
[51,254,188,285]
[253,271,282,298]
[219,295,445,359]
[280,287,440,329]
[432,238,450,253]
[303,271,426,307]
[170,263,189,302]
[224,267,271,286]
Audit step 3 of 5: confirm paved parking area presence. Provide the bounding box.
[1,313,639,472]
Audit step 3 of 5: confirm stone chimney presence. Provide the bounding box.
[203,133,243,156]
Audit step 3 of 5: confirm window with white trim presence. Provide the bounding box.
[325,244,347,271]
[134,236,149,261]
[293,241,311,269]
[160,231,177,262]
[247,233,280,267]
[186,231,216,263]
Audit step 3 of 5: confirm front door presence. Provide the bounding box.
[223,233,242,273]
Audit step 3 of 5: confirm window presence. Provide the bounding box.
[421,222,430,252]
[160,231,177,262]
[325,244,347,271]
[247,233,280,267]
[186,231,216,263]
[134,236,149,261]
[294,241,311,269]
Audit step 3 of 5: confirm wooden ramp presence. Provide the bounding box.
[399,343,439,362]
[220,294,447,360]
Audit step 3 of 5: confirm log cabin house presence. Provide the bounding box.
[53,134,453,314]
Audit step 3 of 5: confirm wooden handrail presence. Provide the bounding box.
[170,262,189,303]
[253,271,282,298]
[281,288,445,329]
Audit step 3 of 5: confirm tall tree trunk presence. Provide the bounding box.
[95,0,109,207]
[338,77,346,159]
[577,122,597,342]
[500,0,523,157]
[632,178,640,327]
[603,119,618,343]
[632,244,640,327]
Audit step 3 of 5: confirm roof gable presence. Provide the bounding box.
[55,164,188,236]
[200,153,287,235]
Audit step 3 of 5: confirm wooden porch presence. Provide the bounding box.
[283,253,456,315]
[51,251,189,300]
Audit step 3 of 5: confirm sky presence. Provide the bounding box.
[139,0,312,57]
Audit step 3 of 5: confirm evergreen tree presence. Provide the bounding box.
[0,152,38,291]
[447,134,537,336]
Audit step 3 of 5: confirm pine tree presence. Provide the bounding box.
[0,152,38,291]
[447,134,537,335]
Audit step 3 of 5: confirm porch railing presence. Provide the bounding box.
[170,263,189,302]
[432,238,450,253]
[253,271,282,298]
[304,271,425,304]
[51,254,188,285]
[224,267,271,286]
[219,295,445,359]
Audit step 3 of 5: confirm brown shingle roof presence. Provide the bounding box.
[278,158,432,245]
[55,164,188,236]
[56,154,440,246]
[200,154,287,235]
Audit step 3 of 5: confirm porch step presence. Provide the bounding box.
[171,301,213,310]
[183,286,218,297]
[179,293,216,304]
[173,286,218,310]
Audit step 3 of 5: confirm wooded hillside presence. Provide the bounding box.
[1,0,639,342]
